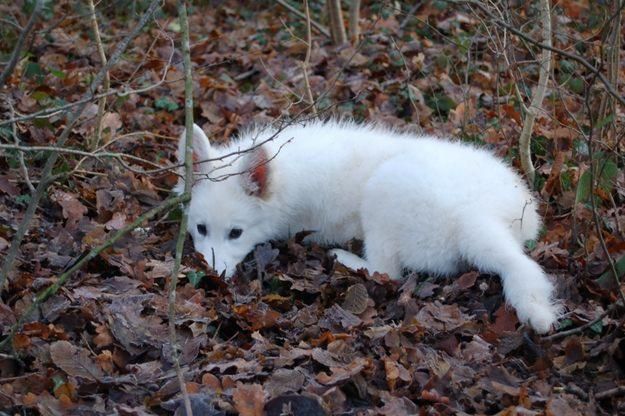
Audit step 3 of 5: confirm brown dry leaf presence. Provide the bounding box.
[95,350,114,374]
[201,372,222,391]
[420,389,450,404]
[461,336,492,362]
[233,382,265,416]
[52,190,88,230]
[93,324,113,348]
[377,391,418,416]
[265,368,306,398]
[13,334,31,350]
[234,302,281,331]
[22,392,39,406]
[104,211,127,230]
[100,112,122,143]
[383,357,412,390]
[545,394,583,416]
[415,301,469,332]
[106,295,168,356]
[316,357,369,386]
[319,304,362,330]
[364,324,393,340]
[338,47,369,67]
[451,271,479,292]
[312,348,343,368]
[489,304,519,335]
[563,337,585,365]
[0,176,19,196]
[49,340,104,382]
[342,283,369,314]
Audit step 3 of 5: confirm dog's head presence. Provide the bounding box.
[175,124,272,277]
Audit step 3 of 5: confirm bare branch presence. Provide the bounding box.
[327,0,348,45]
[399,2,422,30]
[0,0,42,87]
[583,73,625,308]
[348,0,361,43]
[87,0,110,150]
[275,0,331,38]
[169,1,194,415]
[3,98,35,193]
[597,0,621,144]
[518,0,551,187]
[543,302,620,341]
[0,143,165,170]
[301,0,316,114]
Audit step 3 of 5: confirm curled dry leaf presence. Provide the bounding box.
[316,357,369,386]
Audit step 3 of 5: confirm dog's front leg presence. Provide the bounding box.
[329,249,370,272]
[329,248,401,279]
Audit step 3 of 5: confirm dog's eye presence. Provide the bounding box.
[228,228,243,239]
[196,224,207,236]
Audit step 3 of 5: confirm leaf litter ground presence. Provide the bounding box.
[0,1,624,415]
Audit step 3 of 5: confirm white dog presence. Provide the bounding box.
[176,120,559,333]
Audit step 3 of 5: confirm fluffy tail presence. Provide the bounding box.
[462,219,559,333]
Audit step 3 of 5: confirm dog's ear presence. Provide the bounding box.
[178,124,212,170]
[241,146,270,198]
[175,124,212,193]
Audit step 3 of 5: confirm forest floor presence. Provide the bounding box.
[0,1,624,415]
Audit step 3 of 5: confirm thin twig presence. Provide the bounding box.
[0,17,23,31]
[87,0,110,150]
[399,2,422,30]
[543,302,619,341]
[169,1,194,415]
[4,99,35,193]
[327,0,347,45]
[595,386,625,400]
[389,36,421,127]
[0,0,162,291]
[0,0,42,87]
[275,0,330,38]
[0,193,189,352]
[301,0,316,115]
[596,0,621,146]
[348,0,361,43]
[584,76,625,307]
[0,143,165,170]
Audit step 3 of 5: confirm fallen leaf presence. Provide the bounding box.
[49,340,104,382]
[233,382,265,416]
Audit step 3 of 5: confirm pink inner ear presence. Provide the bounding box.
[249,157,268,197]
[246,148,269,197]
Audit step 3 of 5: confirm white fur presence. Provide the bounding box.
[177,120,559,333]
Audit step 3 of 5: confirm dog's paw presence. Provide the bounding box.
[514,296,561,334]
[329,249,370,271]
